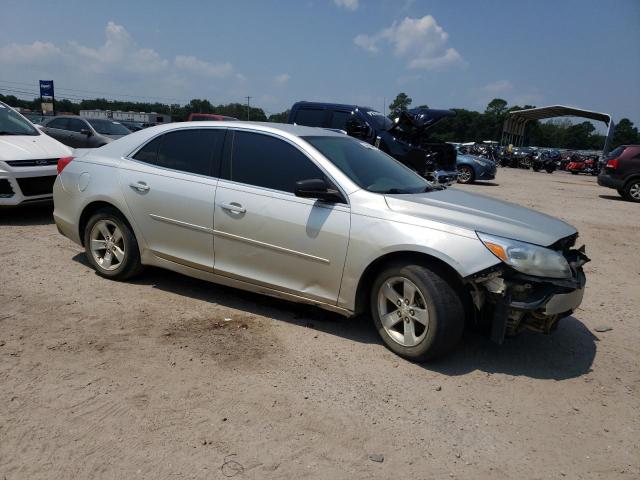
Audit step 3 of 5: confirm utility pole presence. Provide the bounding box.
[246,96,251,121]
[383,97,386,117]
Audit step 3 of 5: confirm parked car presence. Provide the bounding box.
[119,120,146,132]
[0,101,72,206]
[455,152,497,184]
[288,102,458,186]
[187,113,238,121]
[41,116,131,148]
[597,145,640,202]
[53,122,589,361]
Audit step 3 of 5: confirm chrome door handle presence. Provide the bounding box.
[129,182,150,192]
[220,202,246,214]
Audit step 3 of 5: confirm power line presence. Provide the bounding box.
[0,79,189,103]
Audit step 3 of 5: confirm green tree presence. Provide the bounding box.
[611,118,639,148]
[485,98,508,116]
[268,110,290,123]
[388,92,412,119]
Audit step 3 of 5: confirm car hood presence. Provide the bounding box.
[0,133,72,161]
[385,188,576,247]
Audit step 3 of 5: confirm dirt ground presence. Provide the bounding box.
[1,168,638,479]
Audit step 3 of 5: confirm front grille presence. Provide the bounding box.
[15,176,56,196]
[5,158,59,167]
[0,179,14,197]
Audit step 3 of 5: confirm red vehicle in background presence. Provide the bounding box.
[567,154,600,176]
[187,113,238,121]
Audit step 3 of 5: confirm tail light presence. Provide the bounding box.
[606,158,618,169]
[57,156,74,175]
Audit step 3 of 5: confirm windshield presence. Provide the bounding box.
[87,119,131,135]
[363,109,392,130]
[0,104,39,136]
[303,136,431,194]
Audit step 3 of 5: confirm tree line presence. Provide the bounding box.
[2,92,638,150]
[387,92,639,150]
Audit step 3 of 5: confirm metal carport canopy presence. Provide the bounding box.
[501,105,614,153]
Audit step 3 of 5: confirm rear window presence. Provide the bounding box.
[293,108,326,127]
[605,146,626,159]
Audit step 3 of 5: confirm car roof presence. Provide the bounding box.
[145,121,345,138]
[95,121,347,158]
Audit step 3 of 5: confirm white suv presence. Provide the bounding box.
[0,101,72,206]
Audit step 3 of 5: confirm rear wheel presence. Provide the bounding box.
[457,165,475,184]
[83,209,143,280]
[622,179,640,202]
[370,263,464,362]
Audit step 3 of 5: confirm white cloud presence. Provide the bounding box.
[273,73,290,86]
[334,0,358,10]
[174,56,233,78]
[0,22,238,100]
[0,41,61,64]
[354,15,464,70]
[354,34,379,53]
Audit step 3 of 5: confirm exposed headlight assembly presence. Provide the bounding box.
[477,232,572,279]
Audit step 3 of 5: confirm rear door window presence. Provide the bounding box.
[47,118,69,130]
[132,129,225,177]
[293,108,327,127]
[66,118,87,132]
[328,110,352,130]
[224,131,325,193]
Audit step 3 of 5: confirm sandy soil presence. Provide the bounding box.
[1,168,638,479]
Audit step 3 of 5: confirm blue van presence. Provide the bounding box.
[288,101,458,186]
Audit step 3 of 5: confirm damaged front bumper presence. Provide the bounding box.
[469,247,589,344]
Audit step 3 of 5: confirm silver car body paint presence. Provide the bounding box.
[53,122,578,315]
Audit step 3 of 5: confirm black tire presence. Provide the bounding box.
[545,166,555,173]
[370,262,465,362]
[457,165,475,184]
[83,208,143,280]
[622,179,640,203]
[570,171,579,175]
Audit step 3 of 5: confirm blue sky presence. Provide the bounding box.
[1,0,638,125]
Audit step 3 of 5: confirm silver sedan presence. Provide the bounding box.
[53,122,588,361]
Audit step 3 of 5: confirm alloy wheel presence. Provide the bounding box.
[89,219,125,271]
[457,167,472,183]
[377,276,429,347]
[629,182,640,201]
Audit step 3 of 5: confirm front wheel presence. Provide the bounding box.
[457,165,475,184]
[370,263,465,362]
[84,209,143,280]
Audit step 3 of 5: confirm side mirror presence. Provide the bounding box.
[345,118,371,139]
[294,178,344,203]
[80,128,92,136]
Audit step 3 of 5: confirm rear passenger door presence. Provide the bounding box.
[65,118,90,148]
[119,128,225,271]
[213,130,350,304]
[43,118,72,145]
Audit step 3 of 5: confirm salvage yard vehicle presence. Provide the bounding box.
[0,101,72,206]
[42,116,131,148]
[53,122,589,361]
[597,145,640,202]
[288,102,458,186]
[187,113,238,121]
[567,154,600,176]
[454,147,497,184]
